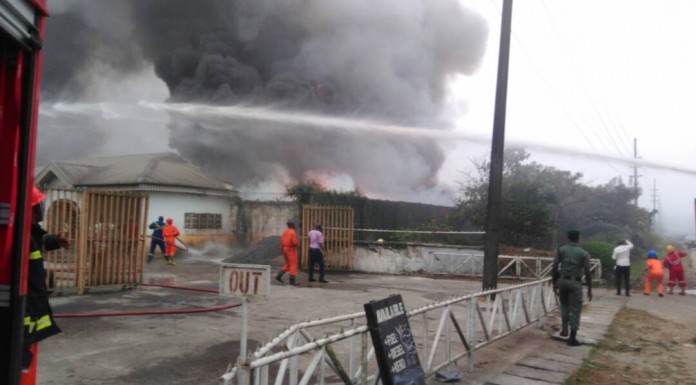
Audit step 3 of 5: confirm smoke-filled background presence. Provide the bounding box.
[38,0,488,202]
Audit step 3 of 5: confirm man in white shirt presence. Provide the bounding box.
[612,239,634,296]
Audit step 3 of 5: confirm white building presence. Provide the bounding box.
[35,152,240,245]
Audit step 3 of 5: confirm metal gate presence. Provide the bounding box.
[301,205,354,270]
[43,188,149,294]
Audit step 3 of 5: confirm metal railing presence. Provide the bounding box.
[220,278,557,385]
[428,253,602,281]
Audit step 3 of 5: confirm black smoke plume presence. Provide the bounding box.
[40,0,488,200]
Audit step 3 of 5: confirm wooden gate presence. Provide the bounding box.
[301,205,354,270]
[43,189,149,294]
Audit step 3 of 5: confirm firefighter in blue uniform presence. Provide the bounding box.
[147,216,167,263]
[552,229,593,346]
[23,187,69,369]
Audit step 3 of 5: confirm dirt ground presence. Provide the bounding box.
[567,251,696,385]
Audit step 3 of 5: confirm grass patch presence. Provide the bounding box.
[564,307,693,385]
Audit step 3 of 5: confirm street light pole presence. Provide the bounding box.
[483,0,513,291]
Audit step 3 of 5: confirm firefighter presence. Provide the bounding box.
[276,220,299,286]
[23,187,69,369]
[644,250,664,296]
[662,245,687,295]
[162,218,180,266]
[147,216,166,263]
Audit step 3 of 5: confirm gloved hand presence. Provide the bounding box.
[56,232,70,249]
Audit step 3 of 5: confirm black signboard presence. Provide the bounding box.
[364,295,426,385]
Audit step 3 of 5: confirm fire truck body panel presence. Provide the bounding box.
[0,1,47,384]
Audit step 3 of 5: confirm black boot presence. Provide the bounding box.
[289,276,298,286]
[560,317,569,337]
[275,271,284,283]
[567,330,581,346]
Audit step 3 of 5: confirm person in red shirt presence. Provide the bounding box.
[662,245,686,295]
[162,218,180,266]
[276,220,299,286]
[644,250,664,297]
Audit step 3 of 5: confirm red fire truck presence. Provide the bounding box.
[0,1,49,384]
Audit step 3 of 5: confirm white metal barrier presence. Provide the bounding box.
[220,278,558,385]
[428,253,602,281]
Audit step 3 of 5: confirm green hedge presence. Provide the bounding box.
[580,240,615,269]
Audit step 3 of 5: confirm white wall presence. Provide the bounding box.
[354,244,483,275]
[147,192,234,236]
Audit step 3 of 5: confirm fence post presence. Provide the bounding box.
[77,190,88,294]
[536,281,544,327]
[360,332,368,385]
[466,298,475,372]
[515,258,521,279]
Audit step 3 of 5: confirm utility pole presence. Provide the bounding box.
[633,138,640,205]
[483,0,513,292]
[651,179,658,213]
[651,179,658,230]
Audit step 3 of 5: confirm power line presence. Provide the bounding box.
[505,21,623,173]
[478,0,623,173]
[538,0,633,158]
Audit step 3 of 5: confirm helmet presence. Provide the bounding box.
[647,250,657,258]
[31,186,45,207]
[166,218,173,224]
[666,245,674,253]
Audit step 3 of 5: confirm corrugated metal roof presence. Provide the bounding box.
[38,153,236,193]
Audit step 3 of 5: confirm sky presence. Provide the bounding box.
[445,0,696,236]
[35,0,696,236]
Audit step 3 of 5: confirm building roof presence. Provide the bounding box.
[35,153,237,195]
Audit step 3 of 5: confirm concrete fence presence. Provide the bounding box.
[354,245,602,281]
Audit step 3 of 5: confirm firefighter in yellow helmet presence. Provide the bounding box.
[662,245,687,295]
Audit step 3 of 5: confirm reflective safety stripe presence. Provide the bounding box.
[35,315,52,331]
[24,316,35,334]
[24,314,52,334]
[29,250,42,260]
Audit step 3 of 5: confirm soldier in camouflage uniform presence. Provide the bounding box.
[552,230,593,346]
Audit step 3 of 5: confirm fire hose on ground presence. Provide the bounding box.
[53,283,240,318]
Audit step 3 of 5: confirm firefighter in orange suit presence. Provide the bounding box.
[24,187,70,369]
[276,220,299,285]
[644,250,664,296]
[162,218,180,265]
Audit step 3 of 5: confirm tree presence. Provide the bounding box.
[286,180,325,204]
[455,149,558,248]
[454,148,656,250]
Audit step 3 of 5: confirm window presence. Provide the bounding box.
[184,213,222,230]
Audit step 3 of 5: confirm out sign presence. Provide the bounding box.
[219,264,271,300]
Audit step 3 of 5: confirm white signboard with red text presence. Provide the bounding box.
[219,263,271,300]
